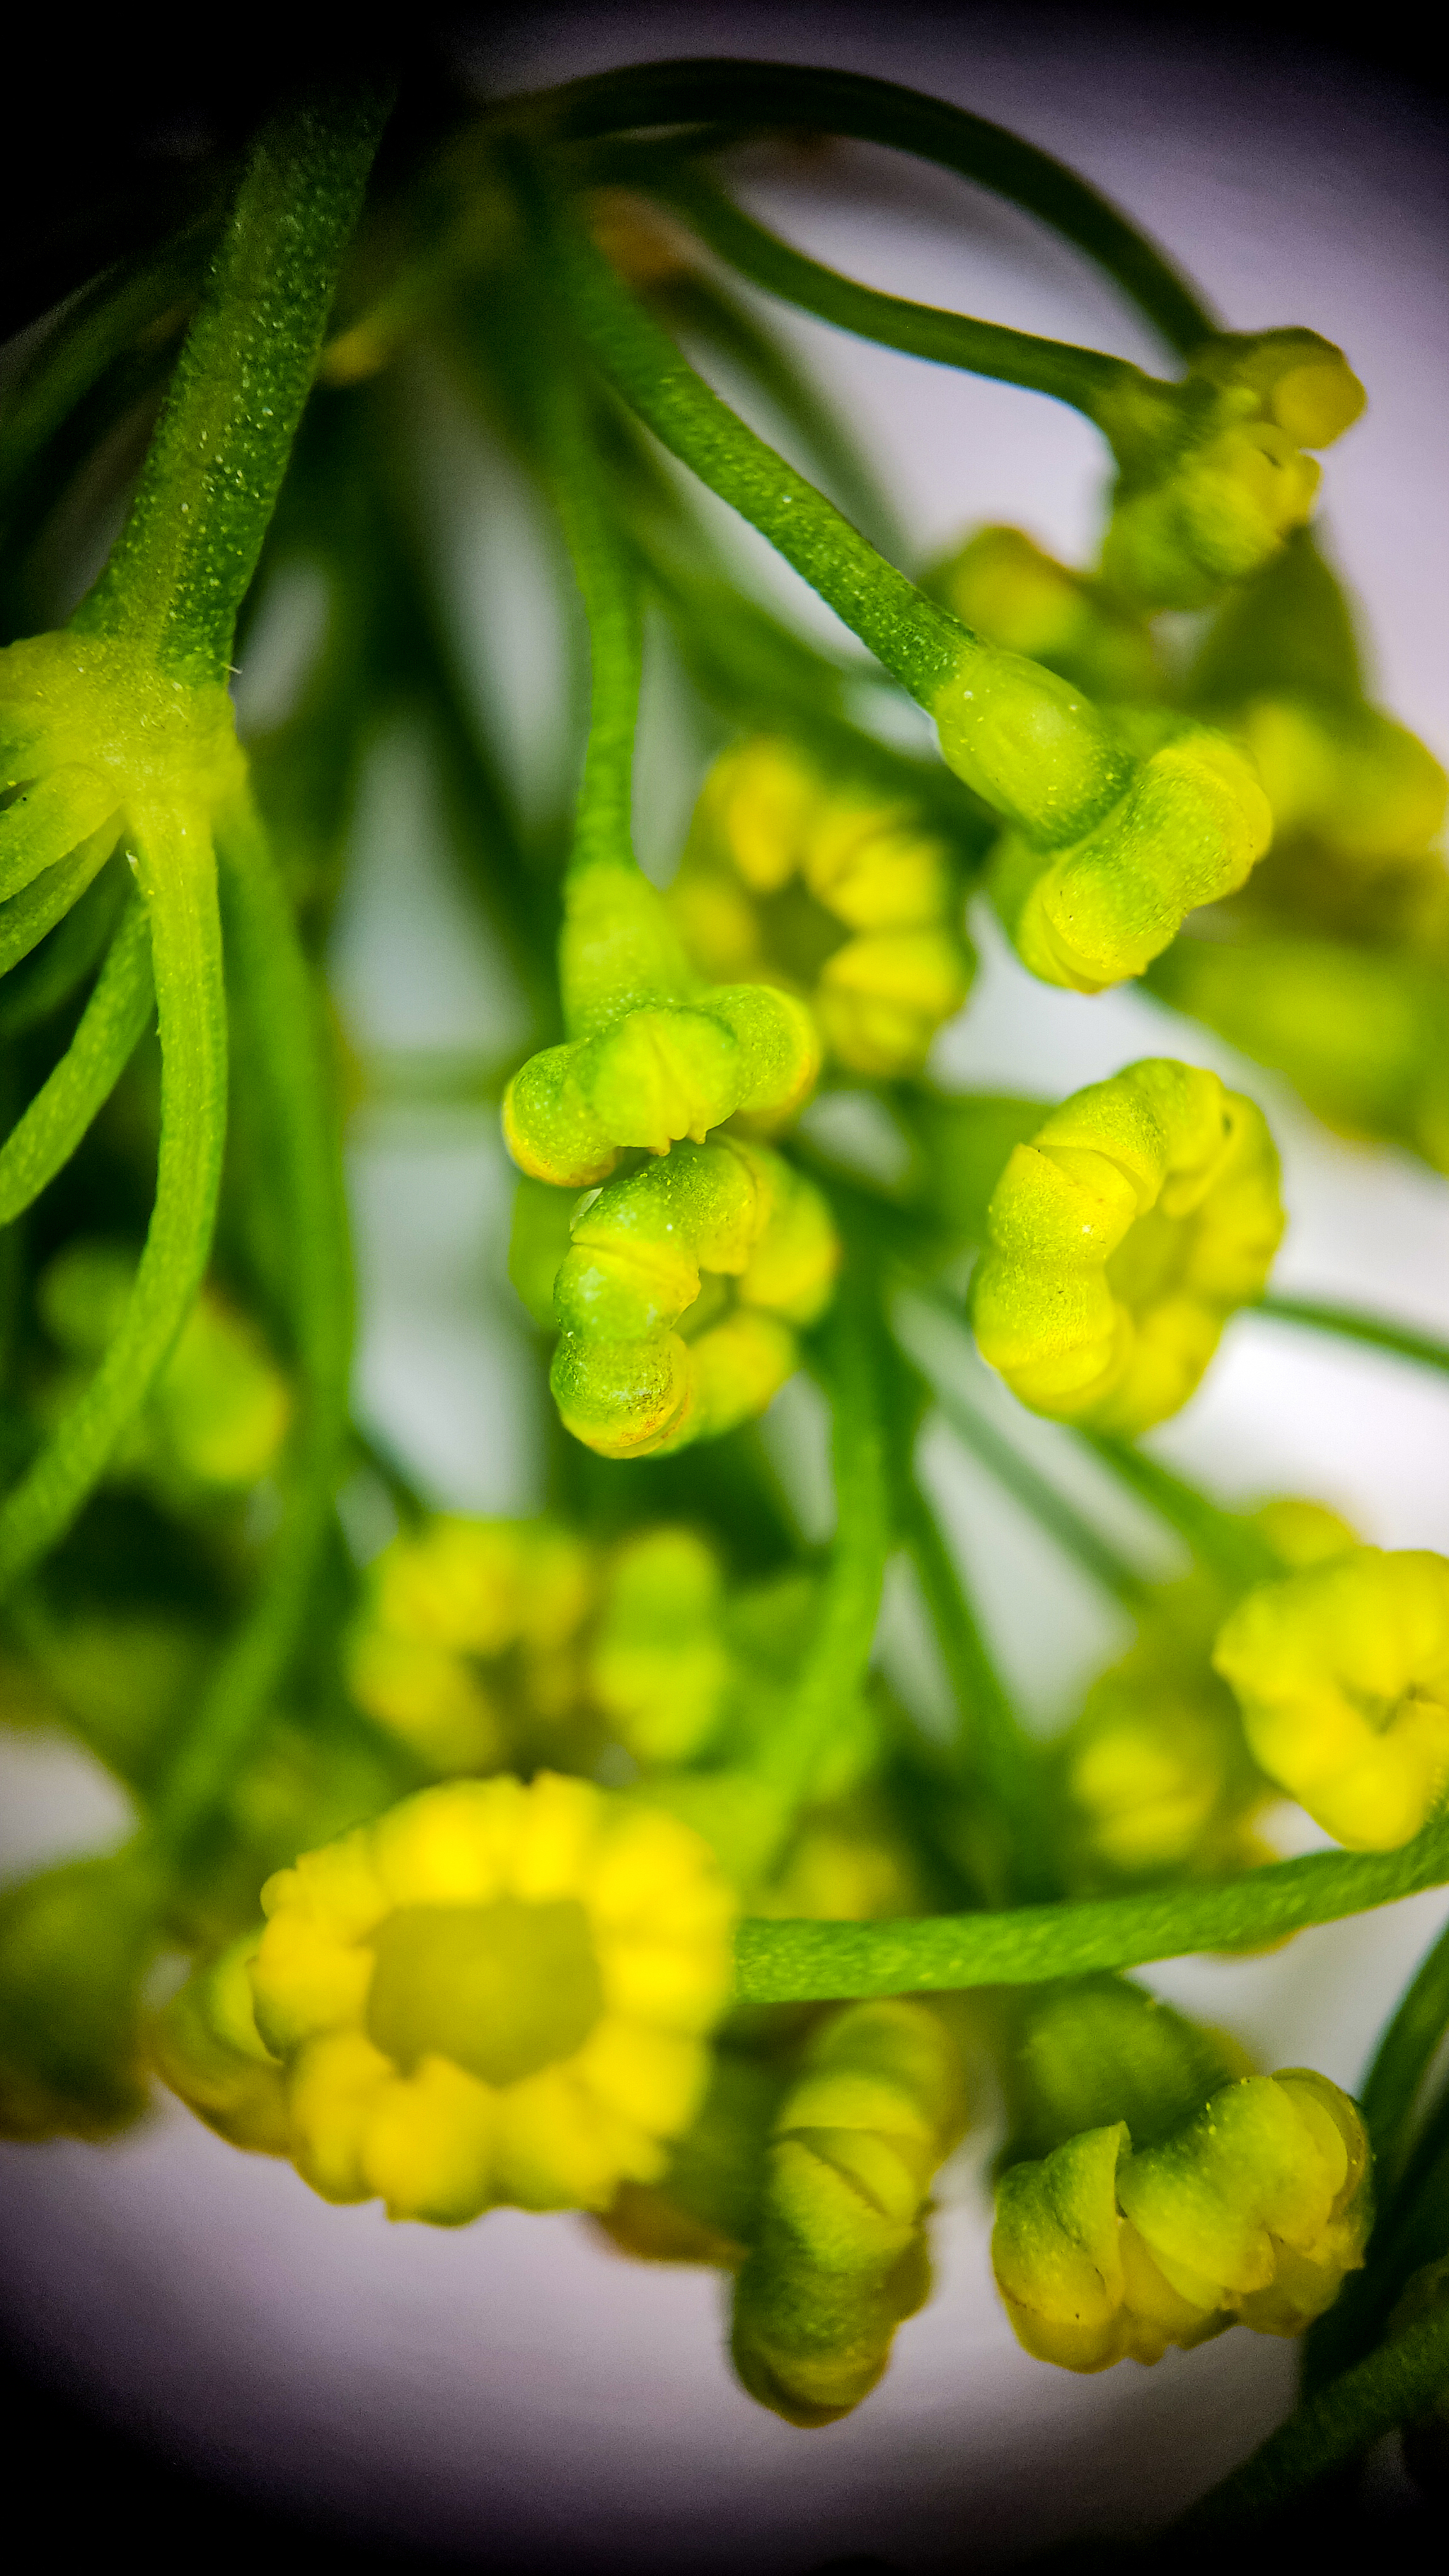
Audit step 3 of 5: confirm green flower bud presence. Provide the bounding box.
[1103,421,1321,612]
[1189,330,1366,451]
[933,649,1132,848]
[971,1058,1284,1435]
[993,2067,1370,2372]
[151,1927,289,2152]
[1001,1976,1252,2168]
[549,1136,838,1460]
[731,1999,967,2425]
[0,1849,162,2139]
[598,2047,787,2267]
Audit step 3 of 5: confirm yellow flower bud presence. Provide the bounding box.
[993,2067,1370,2372]
[550,1136,838,1459]
[928,525,1160,700]
[1103,421,1321,612]
[989,719,1272,992]
[1212,1547,1449,1850]
[503,858,821,1186]
[1189,328,1366,451]
[248,1774,737,2223]
[1237,694,1448,867]
[591,1528,732,1764]
[732,2000,967,2424]
[971,1058,1284,1435]
[152,1929,289,2153]
[672,737,975,1078]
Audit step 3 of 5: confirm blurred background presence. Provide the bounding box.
[1,6,1447,2568]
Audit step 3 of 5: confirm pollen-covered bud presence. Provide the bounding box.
[971,1058,1284,1436]
[731,1999,968,2425]
[502,857,820,1187]
[671,738,974,1078]
[0,1849,161,2139]
[151,1927,289,2152]
[1212,1547,1449,1851]
[549,1136,838,1460]
[347,1516,596,1773]
[987,711,1272,993]
[993,2067,1370,2372]
[590,1528,732,1767]
[248,1773,737,2223]
[927,525,1160,702]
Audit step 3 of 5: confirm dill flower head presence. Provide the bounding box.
[671,737,974,1078]
[249,1774,737,2223]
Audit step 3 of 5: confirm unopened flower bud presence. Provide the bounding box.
[0,1850,161,2139]
[152,1927,289,2152]
[971,1058,1284,1435]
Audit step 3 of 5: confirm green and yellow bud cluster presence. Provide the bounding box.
[670,738,975,1078]
[1057,1499,1356,1888]
[993,2064,1370,2372]
[504,860,819,1187]
[550,1134,839,1459]
[1213,1545,1449,1852]
[732,1999,967,2425]
[928,526,1160,703]
[181,1774,739,2224]
[971,1057,1284,1436]
[1101,330,1364,613]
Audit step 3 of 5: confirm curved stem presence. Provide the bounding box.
[0,814,226,1594]
[732,1813,1449,2003]
[0,862,126,1041]
[543,59,1216,352]
[633,158,1172,453]
[926,1372,1151,1611]
[0,894,154,1225]
[1254,1293,1449,1383]
[1081,1433,1282,1593]
[0,823,121,980]
[1359,1911,1449,2192]
[1182,2303,1449,2530]
[151,791,353,1849]
[759,1271,891,1808]
[540,180,968,705]
[75,88,389,682]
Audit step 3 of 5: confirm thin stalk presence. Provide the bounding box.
[0,814,226,1593]
[1182,2302,1449,2530]
[758,1274,891,1808]
[545,59,1216,352]
[0,895,154,1224]
[901,1474,1053,1902]
[1082,1433,1282,1594]
[1359,1911,1449,2193]
[0,861,126,1041]
[732,1811,1449,2004]
[75,89,389,681]
[0,822,121,979]
[531,354,645,882]
[151,792,352,1847]
[633,160,1172,454]
[1254,1293,1449,1384]
[928,1374,1152,1611]
[540,184,969,705]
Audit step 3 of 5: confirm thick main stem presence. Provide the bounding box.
[74,89,388,682]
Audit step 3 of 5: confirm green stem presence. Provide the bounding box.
[759,1275,891,1806]
[545,59,1216,352]
[1082,1433,1282,1593]
[0,895,154,1225]
[74,89,388,682]
[0,824,121,979]
[541,184,968,704]
[1182,2304,1449,2529]
[1254,1293,1449,1383]
[0,815,226,1594]
[633,160,1174,456]
[925,1370,1151,1611]
[900,1474,1053,1902]
[151,792,353,1847]
[1359,1911,1449,2192]
[732,1813,1449,2003]
[0,862,126,1041]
